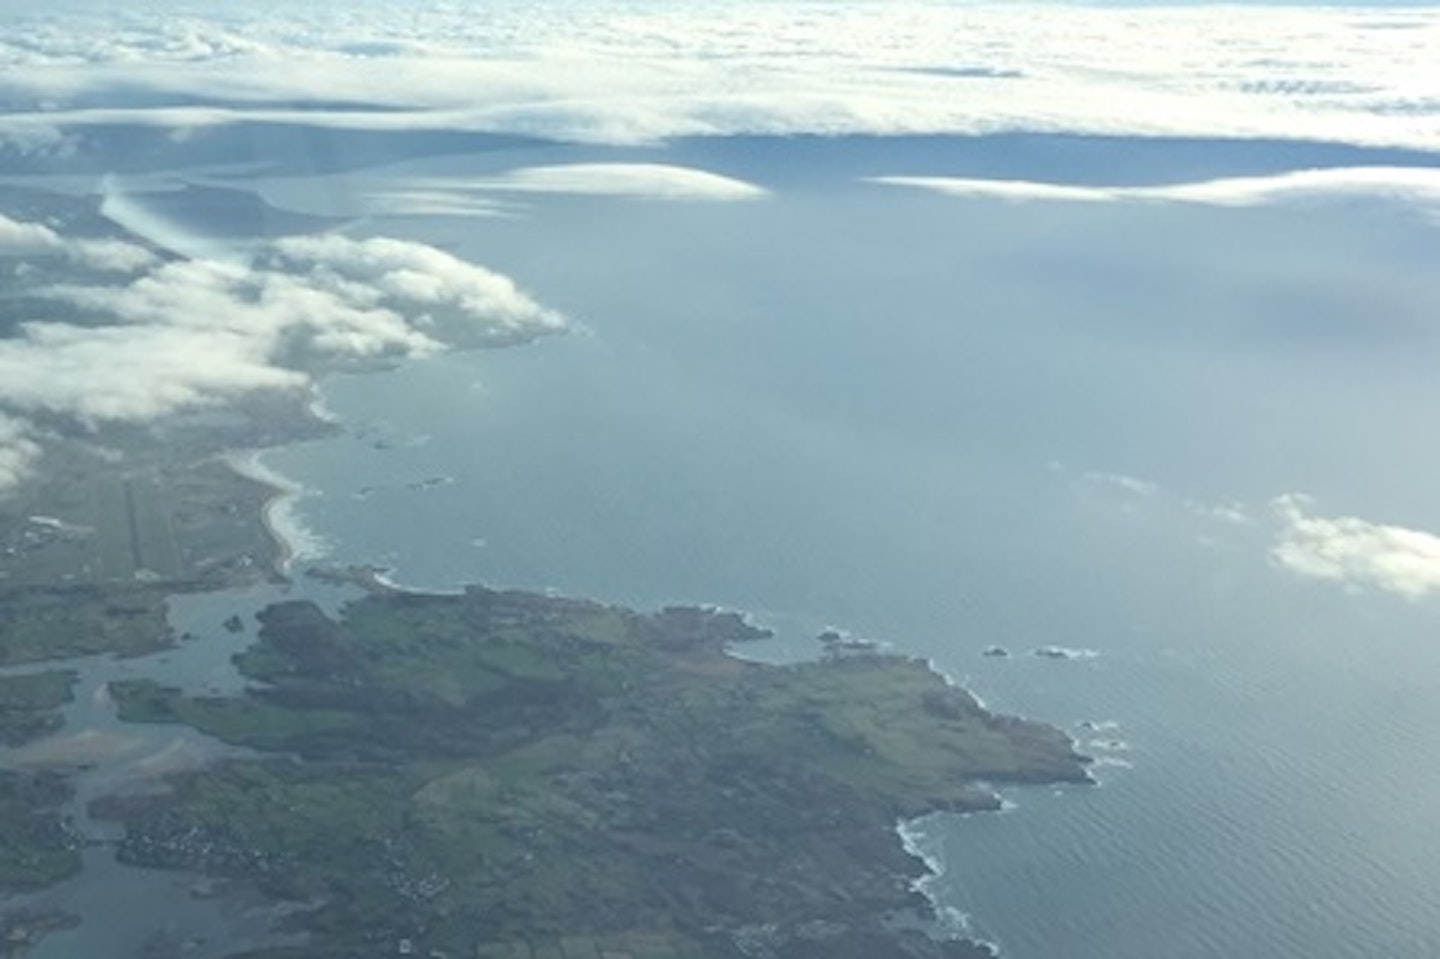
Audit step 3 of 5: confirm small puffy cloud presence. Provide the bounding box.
[0,413,41,496]
[1271,494,1440,600]
[470,164,768,201]
[1080,471,1159,499]
[1199,503,1252,526]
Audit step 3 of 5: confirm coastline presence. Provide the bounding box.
[220,449,326,577]
[898,817,999,954]
[200,406,1095,959]
[0,429,1098,959]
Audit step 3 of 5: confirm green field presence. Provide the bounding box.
[0,438,278,590]
[0,439,283,664]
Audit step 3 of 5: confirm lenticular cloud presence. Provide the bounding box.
[874,167,1440,219]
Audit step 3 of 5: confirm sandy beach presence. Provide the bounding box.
[221,450,327,575]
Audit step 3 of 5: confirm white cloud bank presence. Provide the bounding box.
[7,236,561,425]
[874,166,1440,219]
[0,3,1436,151]
[1272,494,1440,600]
[1080,470,1160,499]
[0,223,564,492]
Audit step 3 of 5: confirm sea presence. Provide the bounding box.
[12,130,1440,958]
[238,133,1440,959]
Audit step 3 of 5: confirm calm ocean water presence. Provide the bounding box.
[259,141,1440,958]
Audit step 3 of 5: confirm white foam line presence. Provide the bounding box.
[897,818,990,945]
[366,567,465,597]
[223,449,330,573]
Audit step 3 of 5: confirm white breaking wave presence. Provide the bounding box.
[223,451,330,569]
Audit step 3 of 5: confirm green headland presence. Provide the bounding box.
[99,577,1091,959]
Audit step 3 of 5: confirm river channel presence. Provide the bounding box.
[1,577,361,959]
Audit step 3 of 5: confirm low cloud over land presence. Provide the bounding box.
[0,216,564,491]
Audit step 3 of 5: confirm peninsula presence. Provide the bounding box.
[0,424,1092,957]
[100,578,1091,959]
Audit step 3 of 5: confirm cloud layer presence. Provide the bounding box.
[0,2,1436,151]
[1272,494,1440,600]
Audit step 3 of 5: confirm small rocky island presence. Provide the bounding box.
[100,580,1091,959]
